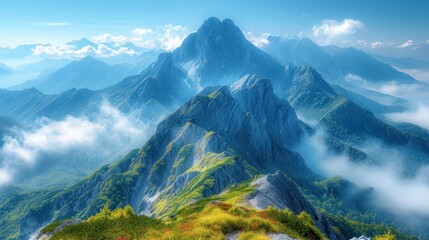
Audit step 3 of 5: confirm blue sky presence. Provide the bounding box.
[0,0,428,59]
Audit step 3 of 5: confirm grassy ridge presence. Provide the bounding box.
[48,202,326,240]
[44,180,408,240]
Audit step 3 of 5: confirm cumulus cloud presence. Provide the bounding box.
[91,34,130,46]
[157,24,189,51]
[398,40,414,48]
[312,19,364,39]
[370,41,385,48]
[297,129,429,217]
[132,28,154,35]
[1,117,100,164]
[30,24,189,59]
[32,43,137,58]
[329,39,397,50]
[0,101,154,187]
[354,40,368,47]
[245,32,271,47]
[92,24,189,51]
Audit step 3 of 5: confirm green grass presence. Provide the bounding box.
[40,220,64,234]
[302,177,418,240]
[153,153,242,217]
[0,187,62,240]
[323,211,417,240]
[51,198,326,240]
[49,180,412,240]
[173,144,194,168]
[50,205,164,240]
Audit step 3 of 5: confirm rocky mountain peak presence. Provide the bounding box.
[230,74,272,93]
[198,17,244,39]
[172,17,284,88]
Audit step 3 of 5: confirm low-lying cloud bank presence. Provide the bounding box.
[345,73,429,130]
[0,101,154,187]
[297,130,429,217]
[387,104,429,129]
[378,81,429,130]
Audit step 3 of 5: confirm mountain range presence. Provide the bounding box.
[0,38,147,62]
[0,62,14,75]
[13,56,131,93]
[262,36,419,84]
[0,17,428,239]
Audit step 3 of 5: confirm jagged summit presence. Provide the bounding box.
[141,52,187,87]
[230,74,271,92]
[159,75,305,169]
[105,52,193,114]
[172,17,285,89]
[197,17,245,39]
[173,16,249,66]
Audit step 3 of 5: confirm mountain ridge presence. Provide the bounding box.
[262,36,419,84]
[13,56,131,94]
[15,76,343,239]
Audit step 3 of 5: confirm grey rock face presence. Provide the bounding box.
[104,52,194,119]
[159,75,310,177]
[350,236,371,240]
[225,232,297,240]
[172,17,286,91]
[30,219,81,240]
[248,171,342,240]
[268,233,297,240]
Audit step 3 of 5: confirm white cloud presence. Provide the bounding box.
[39,21,71,26]
[32,43,137,58]
[297,130,429,217]
[323,155,429,216]
[387,104,429,129]
[91,34,130,46]
[324,39,397,49]
[30,24,190,59]
[370,41,385,48]
[91,25,189,51]
[0,168,12,185]
[132,28,154,35]
[157,24,189,51]
[359,79,429,130]
[0,101,153,186]
[312,19,364,39]
[396,68,429,84]
[245,32,271,47]
[397,40,414,48]
[1,117,100,164]
[356,40,368,47]
[377,82,421,97]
